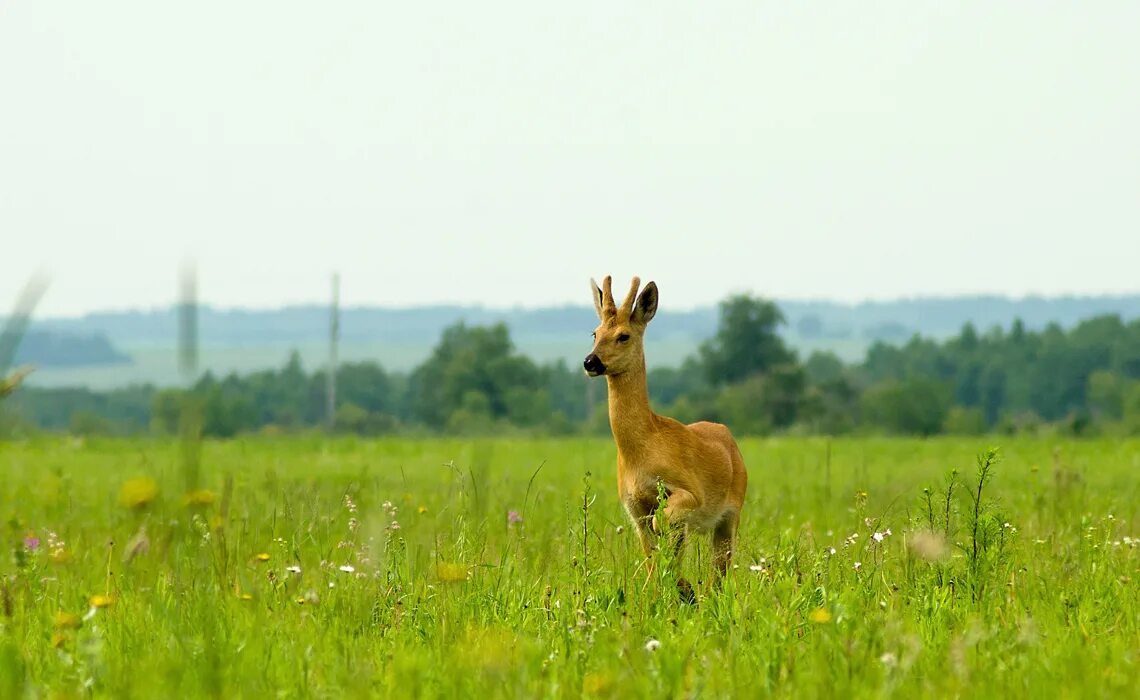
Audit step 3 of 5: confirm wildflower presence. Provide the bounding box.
[237,591,253,601]
[24,535,40,552]
[119,477,159,509]
[436,562,468,583]
[507,510,523,526]
[89,594,115,609]
[182,489,216,508]
[645,639,661,652]
[255,552,270,562]
[45,531,69,563]
[583,673,613,695]
[827,547,837,556]
[417,505,428,514]
[348,517,359,532]
[908,530,950,562]
[286,565,302,575]
[338,564,355,573]
[389,521,401,531]
[853,561,862,571]
[809,607,832,624]
[872,532,885,543]
[54,611,82,629]
[749,564,765,573]
[303,590,320,606]
[880,651,898,667]
[344,494,358,514]
[615,525,624,534]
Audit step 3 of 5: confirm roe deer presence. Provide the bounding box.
[584,276,748,600]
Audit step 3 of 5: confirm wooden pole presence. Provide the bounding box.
[327,273,340,429]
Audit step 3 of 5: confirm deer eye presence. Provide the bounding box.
[617,333,630,343]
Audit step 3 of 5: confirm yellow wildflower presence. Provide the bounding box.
[54,611,82,630]
[417,506,429,514]
[583,672,613,695]
[809,607,832,624]
[182,489,217,507]
[436,562,468,583]
[118,477,158,509]
[89,594,115,609]
[255,552,270,562]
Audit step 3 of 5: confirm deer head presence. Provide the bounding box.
[583,275,658,377]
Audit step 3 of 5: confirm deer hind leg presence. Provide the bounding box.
[712,510,739,583]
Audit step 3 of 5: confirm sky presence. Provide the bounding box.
[2,2,1138,318]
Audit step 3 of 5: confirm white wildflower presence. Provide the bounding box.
[338,564,355,573]
[645,639,661,652]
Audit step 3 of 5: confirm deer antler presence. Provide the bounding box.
[600,276,617,318]
[619,277,641,316]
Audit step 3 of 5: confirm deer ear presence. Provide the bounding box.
[590,278,605,321]
[632,281,658,325]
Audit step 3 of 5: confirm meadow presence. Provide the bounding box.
[1,436,1138,698]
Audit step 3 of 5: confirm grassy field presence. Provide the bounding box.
[1,436,1138,698]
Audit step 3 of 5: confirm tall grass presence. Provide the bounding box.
[1,436,1138,697]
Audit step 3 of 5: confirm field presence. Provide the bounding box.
[1,436,1138,698]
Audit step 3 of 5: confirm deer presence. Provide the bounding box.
[584,275,748,601]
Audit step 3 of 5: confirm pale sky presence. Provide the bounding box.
[3,2,1138,318]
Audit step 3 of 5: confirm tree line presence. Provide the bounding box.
[5,295,1140,438]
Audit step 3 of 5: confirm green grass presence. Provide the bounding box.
[1,436,1138,697]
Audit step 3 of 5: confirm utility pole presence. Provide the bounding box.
[178,263,201,491]
[326,273,340,430]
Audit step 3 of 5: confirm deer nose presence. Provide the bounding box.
[583,354,606,376]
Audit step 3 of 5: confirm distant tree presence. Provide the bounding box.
[408,322,541,430]
[860,378,952,436]
[795,315,824,339]
[804,351,845,385]
[712,363,805,434]
[942,406,986,435]
[699,295,795,386]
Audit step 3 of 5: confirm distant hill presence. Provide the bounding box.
[12,330,130,368]
[18,294,1140,389]
[31,294,1140,345]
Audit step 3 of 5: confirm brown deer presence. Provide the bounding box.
[584,276,748,599]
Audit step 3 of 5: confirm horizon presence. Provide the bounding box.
[17,289,1140,323]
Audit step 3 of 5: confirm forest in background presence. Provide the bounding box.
[5,294,1140,438]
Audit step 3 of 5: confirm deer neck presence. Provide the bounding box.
[605,354,655,453]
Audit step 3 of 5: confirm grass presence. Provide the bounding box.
[1,436,1138,697]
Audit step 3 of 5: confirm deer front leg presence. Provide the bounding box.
[650,488,699,604]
